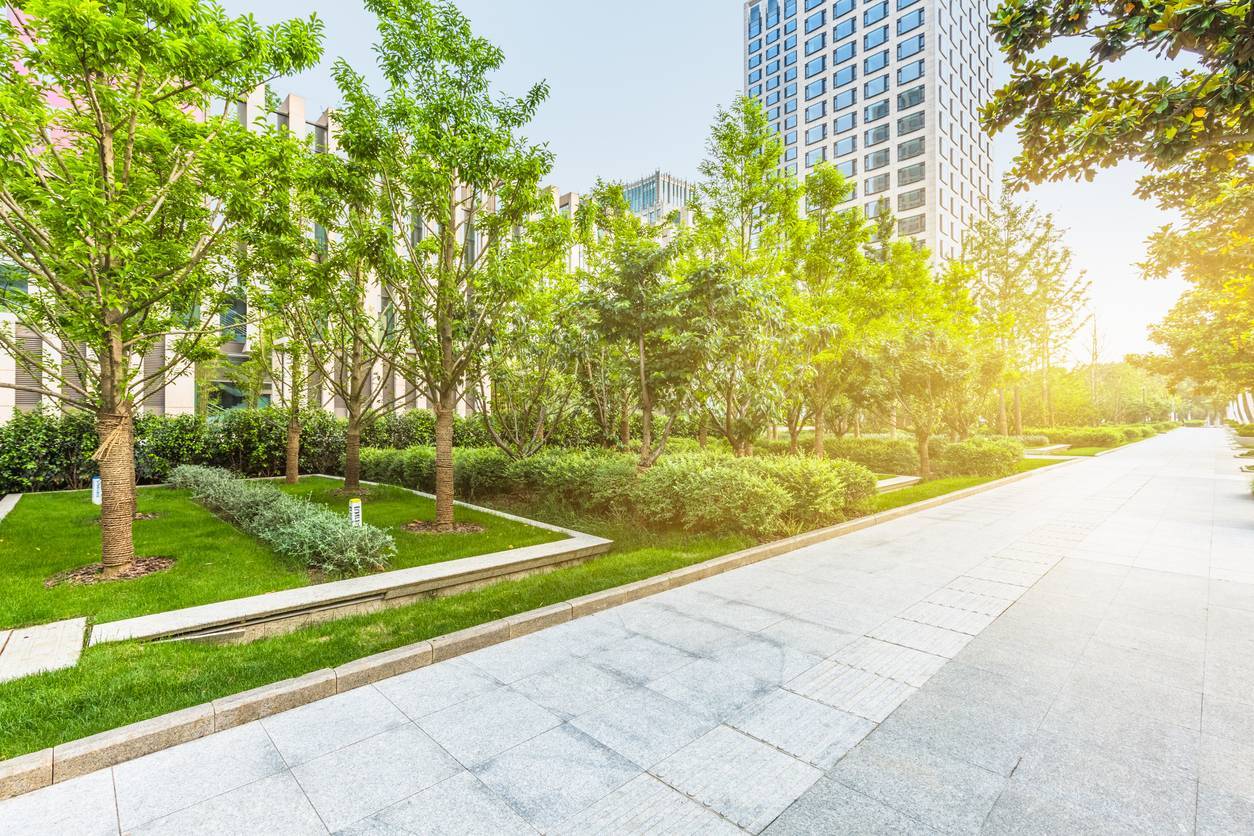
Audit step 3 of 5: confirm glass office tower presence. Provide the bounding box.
[743,0,992,259]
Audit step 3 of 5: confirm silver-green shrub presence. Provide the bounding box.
[170,465,395,575]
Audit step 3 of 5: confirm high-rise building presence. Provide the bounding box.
[622,170,694,226]
[743,0,993,259]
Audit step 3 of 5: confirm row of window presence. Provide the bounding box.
[750,0,924,49]
[802,134,925,171]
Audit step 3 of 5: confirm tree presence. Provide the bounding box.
[338,0,563,528]
[578,183,704,467]
[689,96,800,455]
[0,2,321,576]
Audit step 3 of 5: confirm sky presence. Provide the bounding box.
[219,0,1189,365]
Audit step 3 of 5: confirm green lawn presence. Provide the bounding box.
[1062,445,1119,457]
[873,459,1060,513]
[0,477,559,629]
[0,461,1060,759]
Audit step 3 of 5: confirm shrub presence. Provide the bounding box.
[633,455,788,537]
[822,437,920,475]
[1152,421,1180,433]
[937,437,1023,478]
[1234,424,1254,437]
[1026,426,1125,448]
[737,456,877,527]
[170,465,394,575]
[0,408,97,493]
[1183,420,1205,428]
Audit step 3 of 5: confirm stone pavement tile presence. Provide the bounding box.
[1092,618,1206,663]
[262,684,410,766]
[1053,664,1203,731]
[114,721,286,830]
[1102,601,1209,643]
[670,590,789,632]
[973,617,1095,661]
[551,773,742,835]
[954,635,1075,691]
[898,602,997,636]
[830,636,948,688]
[867,618,972,658]
[650,725,821,834]
[0,617,86,682]
[764,778,938,835]
[945,575,1029,601]
[1208,605,1254,645]
[1113,569,1209,616]
[417,687,560,768]
[981,781,1148,836]
[729,688,875,769]
[1009,731,1197,835]
[546,611,633,656]
[569,686,717,769]
[1038,692,1200,779]
[1202,693,1254,744]
[1199,733,1254,803]
[827,726,1006,835]
[474,724,639,832]
[130,771,325,836]
[647,658,775,722]
[1196,783,1254,836]
[344,771,534,836]
[373,657,502,721]
[925,588,1012,618]
[965,562,1040,588]
[509,659,634,720]
[0,769,117,836]
[1210,578,1254,613]
[615,605,751,656]
[707,633,823,685]
[292,724,462,832]
[1028,560,1128,604]
[460,629,574,684]
[791,600,893,636]
[755,616,859,658]
[786,661,917,723]
[1077,637,1205,692]
[589,633,698,685]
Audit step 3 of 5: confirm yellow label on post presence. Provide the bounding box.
[349,498,363,527]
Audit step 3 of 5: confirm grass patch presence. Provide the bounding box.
[0,478,558,629]
[1062,445,1120,457]
[873,459,1059,513]
[0,461,1062,759]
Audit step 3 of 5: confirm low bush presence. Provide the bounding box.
[1183,420,1206,428]
[936,437,1023,478]
[359,446,513,500]
[169,466,394,575]
[1152,421,1180,433]
[1233,424,1254,437]
[1027,426,1126,448]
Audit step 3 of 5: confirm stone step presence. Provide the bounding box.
[0,618,87,683]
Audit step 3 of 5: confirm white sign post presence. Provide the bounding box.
[91,476,102,506]
[349,498,363,527]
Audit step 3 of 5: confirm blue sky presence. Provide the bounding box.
[219,0,1188,362]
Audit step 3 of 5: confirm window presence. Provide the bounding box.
[864,50,888,73]
[785,146,798,161]
[785,98,798,113]
[865,99,890,122]
[766,90,780,105]
[834,17,856,40]
[863,2,888,24]
[834,88,857,110]
[835,135,857,156]
[785,0,797,15]
[805,0,823,9]
[897,0,920,8]
[897,84,924,109]
[767,75,781,91]
[805,78,826,99]
[749,38,762,54]
[749,54,763,70]
[834,64,856,86]
[835,112,857,132]
[898,188,925,211]
[897,59,924,84]
[898,136,925,160]
[865,172,890,194]
[898,34,924,59]
[864,25,888,48]
[785,50,798,65]
[865,123,890,146]
[837,160,857,178]
[805,56,826,77]
[805,33,826,55]
[899,214,926,235]
[898,162,925,186]
[767,43,780,59]
[768,28,781,44]
[785,114,799,129]
[805,147,827,167]
[864,75,888,97]
[750,85,762,97]
[749,4,762,37]
[767,0,780,27]
[833,0,855,16]
[805,101,827,121]
[865,148,890,170]
[785,66,798,81]
[897,110,924,134]
[768,60,781,74]
[805,10,825,32]
[834,41,856,63]
[897,8,924,34]
[806,124,827,144]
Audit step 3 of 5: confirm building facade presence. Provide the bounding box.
[743,0,993,258]
[622,170,694,226]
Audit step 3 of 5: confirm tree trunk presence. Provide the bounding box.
[697,414,708,449]
[788,424,799,454]
[997,387,1008,436]
[812,406,826,459]
[434,400,455,530]
[1013,387,1023,435]
[917,431,931,481]
[637,336,653,467]
[619,400,630,448]
[96,411,136,578]
[285,412,301,485]
[344,419,362,491]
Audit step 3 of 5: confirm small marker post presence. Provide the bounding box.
[349,497,363,527]
[91,476,102,506]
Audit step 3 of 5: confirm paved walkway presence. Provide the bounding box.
[2,429,1251,834]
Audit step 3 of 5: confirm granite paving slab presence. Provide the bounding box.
[0,617,85,683]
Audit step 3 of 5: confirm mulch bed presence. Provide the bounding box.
[45,557,175,588]
[403,520,485,535]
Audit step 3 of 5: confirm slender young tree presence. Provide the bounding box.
[336,0,563,528]
[0,2,321,576]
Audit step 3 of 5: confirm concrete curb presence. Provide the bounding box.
[0,458,1073,801]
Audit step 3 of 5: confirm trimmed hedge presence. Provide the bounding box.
[1233,424,1254,437]
[1027,426,1125,448]
[360,446,877,538]
[170,466,394,575]
[936,437,1023,478]
[759,436,920,476]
